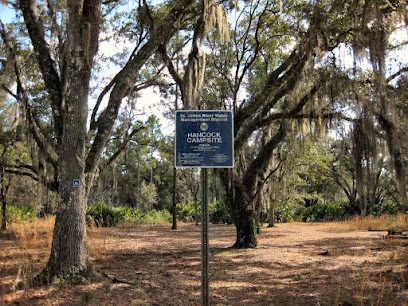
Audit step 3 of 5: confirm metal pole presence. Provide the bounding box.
[172,73,178,230]
[201,168,209,306]
[172,166,177,230]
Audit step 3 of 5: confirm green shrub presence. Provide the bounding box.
[373,202,402,216]
[209,201,231,224]
[143,209,172,224]
[176,202,196,222]
[87,204,122,227]
[174,201,232,224]
[117,206,144,222]
[0,205,37,224]
[87,204,172,227]
[274,204,296,223]
[295,202,348,222]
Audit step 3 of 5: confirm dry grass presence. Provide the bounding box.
[2,220,408,305]
[0,217,54,303]
[87,221,106,258]
[10,217,55,251]
[346,214,408,231]
[87,222,114,272]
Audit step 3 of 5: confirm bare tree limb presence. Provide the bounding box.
[233,0,266,110]
[386,66,408,83]
[253,157,285,200]
[0,20,58,171]
[85,0,196,176]
[158,44,184,89]
[90,29,153,131]
[91,66,165,131]
[106,125,145,167]
[0,84,17,99]
[19,0,63,142]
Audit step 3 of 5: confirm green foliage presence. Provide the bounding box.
[175,201,231,224]
[274,204,296,223]
[295,202,348,222]
[209,201,232,224]
[272,201,405,223]
[176,202,196,222]
[139,181,158,211]
[93,115,180,212]
[373,202,403,216]
[0,205,37,224]
[87,204,171,227]
[87,204,122,227]
[142,209,171,224]
[78,290,94,306]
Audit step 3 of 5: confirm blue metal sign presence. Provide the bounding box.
[175,110,234,168]
[73,179,80,188]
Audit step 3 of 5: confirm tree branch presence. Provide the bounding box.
[46,0,63,44]
[19,0,63,143]
[234,0,356,152]
[386,66,408,83]
[91,67,165,132]
[106,125,145,167]
[0,20,58,171]
[142,0,155,32]
[85,0,196,176]
[4,169,38,181]
[243,123,286,193]
[0,84,18,100]
[253,157,285,200]
[158,44,184,89]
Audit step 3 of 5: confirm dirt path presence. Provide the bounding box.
[2,222,408,305]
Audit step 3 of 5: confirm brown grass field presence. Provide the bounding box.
[1,217,408,305]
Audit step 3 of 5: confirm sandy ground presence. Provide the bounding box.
[1,222,408,305]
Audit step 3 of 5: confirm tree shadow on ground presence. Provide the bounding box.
[2,223,408,305]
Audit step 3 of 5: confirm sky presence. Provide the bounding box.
[0,3,17,23]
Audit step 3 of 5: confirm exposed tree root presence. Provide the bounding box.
[32,265,98,287]
[97,270,139,286]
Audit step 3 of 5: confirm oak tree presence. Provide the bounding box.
[1,0,197,282]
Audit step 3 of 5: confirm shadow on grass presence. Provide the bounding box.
[3,223,408,306]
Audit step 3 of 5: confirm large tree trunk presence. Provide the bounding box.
[39,0,93,281]
[268,191,275,228]
[231,183,258,248]
[1,168,12,230]
[1,168,8,230]
[219,124,286,248]
[16,0,196,283]
[1,200,5,230]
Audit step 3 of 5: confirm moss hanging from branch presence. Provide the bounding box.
[183,0,229,109]
[349,0,407,206]
[352,114,380,216]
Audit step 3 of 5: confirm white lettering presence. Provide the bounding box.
[187,132,221,138]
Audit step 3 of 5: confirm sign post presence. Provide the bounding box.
[175,110,234,305]
[201,168,209,306]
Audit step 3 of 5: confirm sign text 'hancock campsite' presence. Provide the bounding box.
[175,110,234,168]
